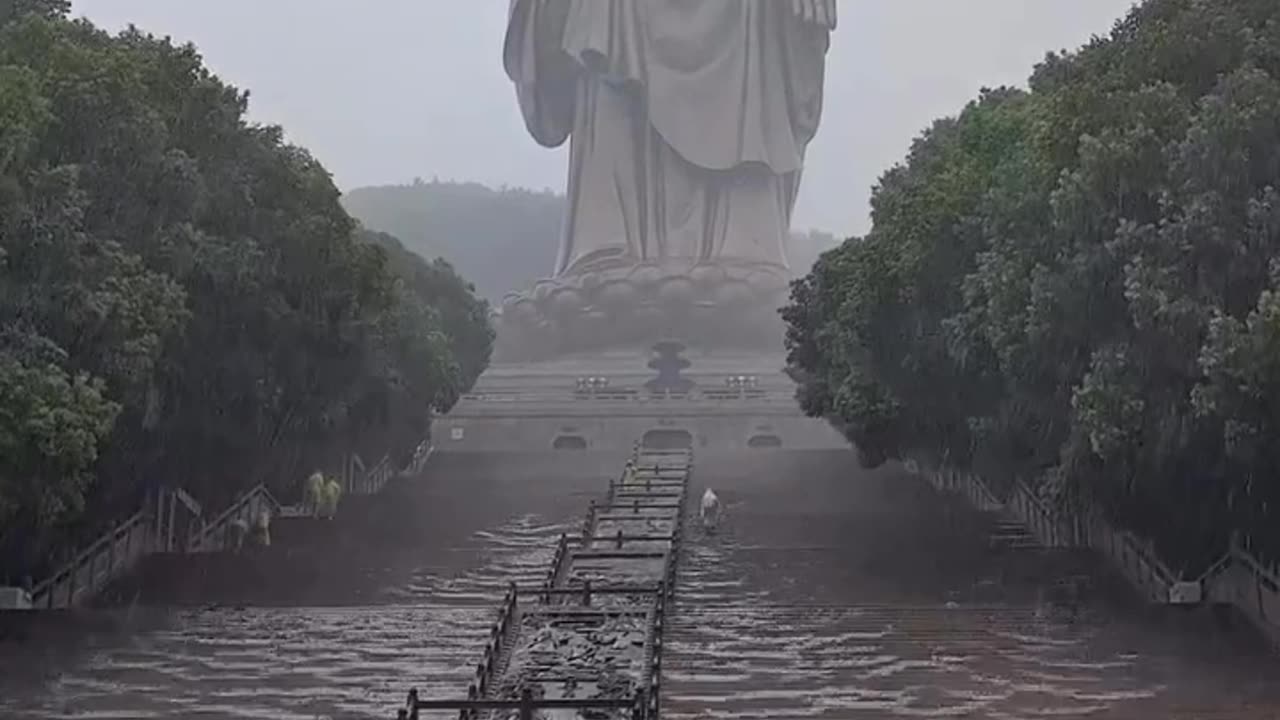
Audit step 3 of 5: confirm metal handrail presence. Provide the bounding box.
[23,437,433,611]
[403,689,642,720]
[1194,550,1236,587]
[916,459,1185,601]
[29,508,152,609]
[1008,479,1082,548]
[350,454,394,496]
[1225,536,1280,591]
[540,533,570,603]
[188,484,283,552]
[406,442,435,475]
[1120,529,1176,585]
[460,389,792,403]
[464,582,520,711]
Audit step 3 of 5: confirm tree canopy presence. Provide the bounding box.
[783,0,1280,572]
[0,8,491,577]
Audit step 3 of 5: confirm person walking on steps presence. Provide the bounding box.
[249,508,272,548]
[318,476,343,520]
[304,471,326,518]
[229,517,249,553]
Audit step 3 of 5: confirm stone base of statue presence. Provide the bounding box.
[493,260,792,362]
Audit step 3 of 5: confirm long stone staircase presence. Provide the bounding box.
[7,446,1280,719]
[400,445,692,719]
[988,518,1042,553]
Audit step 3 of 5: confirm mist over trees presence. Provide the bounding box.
[0,7,490,577]
[343,182,841,304]
[789,229,841,277]
[342,181,564,305]
[783,0,1280,572]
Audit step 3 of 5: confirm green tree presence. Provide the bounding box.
[0,6,491,577]
[784,0,1280,571]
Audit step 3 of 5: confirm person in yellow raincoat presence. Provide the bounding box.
[304,471,326,518]
[621,459,637,486]
[318,475,343,520]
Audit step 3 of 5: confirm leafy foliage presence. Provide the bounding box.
[783,0,1280,571]
[0,8,491,576]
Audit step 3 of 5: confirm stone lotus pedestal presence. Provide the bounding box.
[493,261,792,362]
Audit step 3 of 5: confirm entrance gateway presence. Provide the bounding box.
[641,428,694,451]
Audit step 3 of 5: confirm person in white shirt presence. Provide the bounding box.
[700,488,721,532]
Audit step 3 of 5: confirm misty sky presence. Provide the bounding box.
[73,1,1137,237]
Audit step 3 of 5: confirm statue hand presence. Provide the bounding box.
[790,0,837,30]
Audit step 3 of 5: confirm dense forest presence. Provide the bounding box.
[783,0,1280,573]
[0,2,491,578]
[343,181,840,303]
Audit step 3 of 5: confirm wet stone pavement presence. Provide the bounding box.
[661,450,1280,719]
[2,450,1280,718]
[0,453,619,720]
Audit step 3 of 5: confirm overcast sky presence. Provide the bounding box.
[72,1,1137,237]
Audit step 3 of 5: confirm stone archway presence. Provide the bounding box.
[552,434,589,450]
[641,428,693,450]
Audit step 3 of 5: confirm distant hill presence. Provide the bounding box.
[343,180,840,301]
[342,180,563,303]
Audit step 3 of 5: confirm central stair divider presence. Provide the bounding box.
[398,443,692,720]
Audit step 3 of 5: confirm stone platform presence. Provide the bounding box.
[493,261,791,363]
[437,349,846,453]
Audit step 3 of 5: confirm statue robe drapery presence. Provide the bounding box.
[504,0,834,277]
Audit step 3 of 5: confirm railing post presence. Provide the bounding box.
[123,522,132,570]
[583,579,593,607]
[519,686,535,720]
[107,524,117,577]
[154,489,164,551]
[167,489,178,552]
[86,548,97,594]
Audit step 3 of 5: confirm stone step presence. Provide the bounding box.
[989,531,1038,542]
[994,520,1030,530]
[993,525,1033,534]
